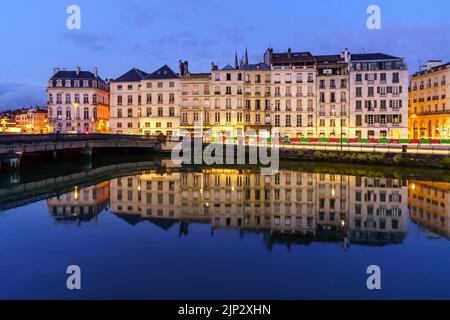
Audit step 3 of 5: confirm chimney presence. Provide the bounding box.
[341,48,350,63]
[53,68,60,75]
[94,67,98,77]
[76,66,81,75]
[426,60,443,70]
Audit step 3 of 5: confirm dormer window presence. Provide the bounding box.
[92,81,97,88]
[48,80,53,88]
[83,80,89,87]
[74,80,80,87]
[65,80,71,87]
[56,80,63,87]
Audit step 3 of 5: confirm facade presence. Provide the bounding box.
[110,65,180,136]
[265,48,317,138]
[15,108,48,133]
[47,67,110,134]
[315,54,350,138]
[409,61,450,139]
[348,51,409,140]
[109,68,148,135]
[46,48,412,139]
[179,61,212,136]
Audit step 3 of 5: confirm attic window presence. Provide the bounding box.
[164,71,167,74]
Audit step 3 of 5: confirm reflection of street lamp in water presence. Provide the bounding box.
[73,103,79,133]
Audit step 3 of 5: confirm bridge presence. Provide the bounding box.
[0,160,169,211]
[0,134,168,171]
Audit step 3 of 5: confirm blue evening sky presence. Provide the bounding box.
[0,0,449,109]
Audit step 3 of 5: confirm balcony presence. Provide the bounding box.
[417,110,450,116]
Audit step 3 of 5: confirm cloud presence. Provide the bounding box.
[64,32,112,51]
[0,83,46,110]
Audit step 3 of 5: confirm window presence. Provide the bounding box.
[117,95,122,106]
[356,87,362,97]
[146,94,152,104]
[127,109,133,118]
[65,94,71,104]
[393,73,400,83]
[275,115,280,126]
[127,95,133,105]
[158,107,163,117]
[83,94,89,104]
[226,113,232,123]
[83,107,89,120]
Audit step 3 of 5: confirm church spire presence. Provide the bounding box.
[244,47,249,65]
[234,50,239,69]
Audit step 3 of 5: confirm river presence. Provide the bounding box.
[0,158,449,299]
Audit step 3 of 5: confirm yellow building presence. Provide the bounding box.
[15,108,49,133]
[409,61,450,139]
[408,180,450,237]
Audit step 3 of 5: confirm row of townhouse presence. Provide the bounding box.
[46,47,410,139]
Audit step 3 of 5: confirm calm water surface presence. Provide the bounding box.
[0,160,450,299]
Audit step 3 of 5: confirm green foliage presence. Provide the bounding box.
[393,154,405,166]
[441,157,450,169]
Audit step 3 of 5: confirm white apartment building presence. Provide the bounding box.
[347,51,409,140]
[264,48,317,138]
[110,68,148,135]
[47,67,110,134]
[110,65,180,136]
[315,54,350,139]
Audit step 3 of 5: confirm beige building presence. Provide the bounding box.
[15,108,49,133]
[347,51,409,140]
[264,48,317,138]
[47,67,110,134]
[109,68,147,135]
[179,61,212,136]
[110,65,180,136]
[315,55,350,138]
[409,61,450,139]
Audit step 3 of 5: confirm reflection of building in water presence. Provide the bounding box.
[47,182,110,223]
[109,172,182,227]
[408,180,450,237]
[109,169,408,247]
[349,176,408,245]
